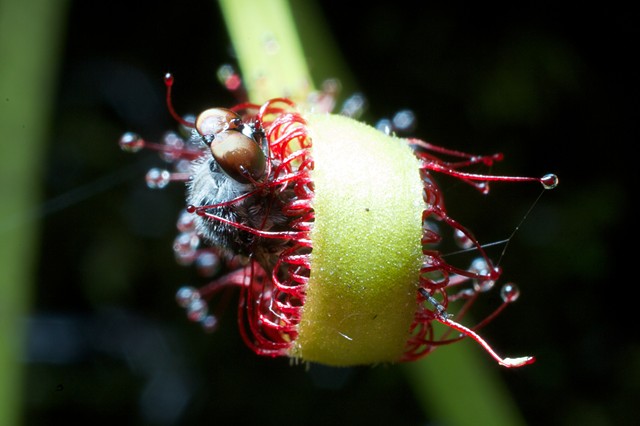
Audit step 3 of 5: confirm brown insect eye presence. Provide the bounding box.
[195,108,242,138]
[210,131,266,183]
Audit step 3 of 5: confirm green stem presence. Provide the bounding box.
[0,1,69,424]
[403,341,527,426]
[218,0,315,103]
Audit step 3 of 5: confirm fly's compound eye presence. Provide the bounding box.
[195,108,243,142]
[210,131,267,184]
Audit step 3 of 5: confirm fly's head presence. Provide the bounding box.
[187,108,291,266]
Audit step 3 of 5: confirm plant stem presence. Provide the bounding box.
[218,0,314,103]
[0,1,69,424]
[403,341,527,426]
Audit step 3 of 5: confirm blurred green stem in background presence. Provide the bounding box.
[403,340,526,426]
[218,0,314,103]
[218,0,357,104]
[0,0,69,424]
[218,1,526,425]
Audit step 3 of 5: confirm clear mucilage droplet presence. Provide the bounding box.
[176,209,196,233]
[340,93,366,118]
[470,258,496,292]
[392,109,416,132]
[118,132,144,152]
[541,173,559,189]
[500,283,521,303]
[173,232,199,255]
[175,286,199,308]
[470,257,489,275]
[173,232,199,265]
[453,228,474,249]
[375,118,393,135]
[160,132,185,162]
[217,64,242,91]
[145,168,171,189]
[201,315,218,333]
[186,298,208,322]
[195,251,221,277]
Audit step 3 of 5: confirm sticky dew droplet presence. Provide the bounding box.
[186,298,208,322]
[201,315,219,333]
[163,72,174,87]
[340,93,367,118]
[470,257,496,292]
[500,282,520,303]
[118,132,144,152]
[217,64,243,91]
[195,251,221,277]
[175,286,199,308]
[453,228,474,249]
[375,118,393,135]
[145,168,171,189]
[470,257,489,275]
[541,173,559,189]
[160,131,185,162]
[392,109,416,132]
[173,232,199,256]
[176,209,196,233]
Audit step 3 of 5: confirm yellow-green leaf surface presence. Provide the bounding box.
[292,113,424,365]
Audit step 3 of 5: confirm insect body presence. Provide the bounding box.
[187,109,295,274]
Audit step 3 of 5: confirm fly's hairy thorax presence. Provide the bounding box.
[187,154,296,272]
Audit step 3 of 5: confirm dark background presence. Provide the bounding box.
[23,1,636,425]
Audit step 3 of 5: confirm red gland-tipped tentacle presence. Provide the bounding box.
[272,148,312,178]
[463,297,511,334]
[439,283,522,342]
[190,188,261,210]
[403,138,547,366]
[408,138,503,165]
[271,253,309,299]
[428,162,545,185]
[435,314,535,368]
[218,100,313,356]
[118,132,203,162]
[164,73,196,128]
[243,280,300,351]
[412,138,556,192]
[175,97,314,357]
[238,264,292,356]
[425,205,501,284]
[195,208,309,240]
[196,266,252,300]
[258,97,297,123]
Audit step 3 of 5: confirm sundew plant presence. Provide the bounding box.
[121,75,557,366]
[117,0,558,423]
